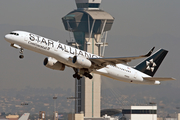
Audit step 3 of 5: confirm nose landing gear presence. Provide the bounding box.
[19,48,24,59]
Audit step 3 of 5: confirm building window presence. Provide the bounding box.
[78,93,81,98]
[78,86,81,92]
[78,100,81,105]
[122,109,156,114]
[76,3,100,8]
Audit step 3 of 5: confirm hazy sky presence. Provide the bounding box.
[0,0,180,92]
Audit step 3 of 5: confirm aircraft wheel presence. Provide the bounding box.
[84,73,88,77]
[88,74,93,79]
[77,75,82,80]
[84,73,93,79]
[73,74,77,78]
[19,55,24,59]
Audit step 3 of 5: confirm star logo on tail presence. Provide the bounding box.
[146,59,156,72]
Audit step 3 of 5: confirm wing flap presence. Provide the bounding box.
[143,77,176,81]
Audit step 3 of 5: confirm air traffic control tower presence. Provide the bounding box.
[62,0,114,118]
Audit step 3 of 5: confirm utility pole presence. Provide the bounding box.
[67,97,78,120]
[53,96,58,120]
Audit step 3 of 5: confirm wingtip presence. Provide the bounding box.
[152,46,155,51]
[145,47,155,57]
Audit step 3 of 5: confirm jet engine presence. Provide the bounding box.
[43,57,65,71]
[72,56,92,68]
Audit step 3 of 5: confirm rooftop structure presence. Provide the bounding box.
[75,0,102,9]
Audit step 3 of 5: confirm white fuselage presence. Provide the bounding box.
[5,31,158,85]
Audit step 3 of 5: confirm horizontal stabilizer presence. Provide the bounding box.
[143,77,176,81]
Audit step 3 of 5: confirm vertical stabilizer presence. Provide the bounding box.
[135,49,168,77]
[18,113,30,120]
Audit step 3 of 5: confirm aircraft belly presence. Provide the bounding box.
[105,67,132,82]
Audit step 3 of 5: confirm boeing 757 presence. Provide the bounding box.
[5,31,175,85]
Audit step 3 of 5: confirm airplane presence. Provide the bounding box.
[4,31,175,85]
[18,113,30,120]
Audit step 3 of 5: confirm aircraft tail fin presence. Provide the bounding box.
[18,113,30,120]
[134,49,168,77]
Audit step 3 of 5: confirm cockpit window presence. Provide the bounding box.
[10,32,19,36]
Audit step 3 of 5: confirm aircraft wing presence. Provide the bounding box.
[89,47,155,67]
[143,77,176,81]
[18,113,30,120]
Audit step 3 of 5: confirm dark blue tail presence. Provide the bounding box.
[134,49,168,77]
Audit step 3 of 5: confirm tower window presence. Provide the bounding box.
[76,3,100,8]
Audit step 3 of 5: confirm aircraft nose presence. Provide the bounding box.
[4,34,11,42]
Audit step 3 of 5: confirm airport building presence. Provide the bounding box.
[62,0,114,118]
[5,115,19,120]
[122,106,157,120]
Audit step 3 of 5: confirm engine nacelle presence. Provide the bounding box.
[72,56,92,68]
[43,57,65,71]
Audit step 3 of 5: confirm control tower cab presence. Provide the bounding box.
[62,0,114,51]
[75,0,101,9]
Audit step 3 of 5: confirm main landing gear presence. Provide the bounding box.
[19,48,24,59]
[72,68,93,80]
[84,73,93,79]
[72,68,82,80]
[73,73,82,80]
